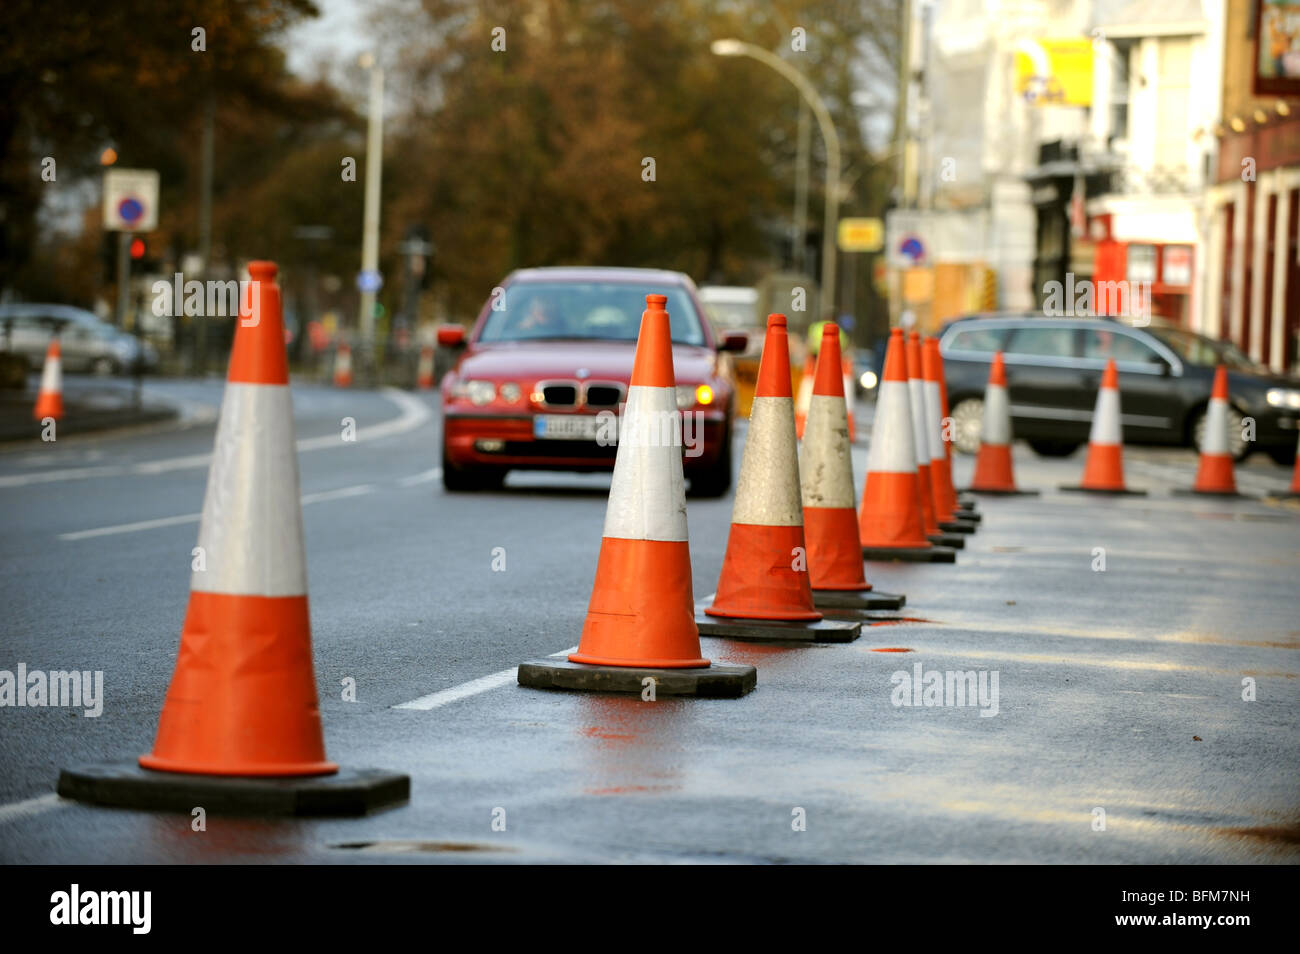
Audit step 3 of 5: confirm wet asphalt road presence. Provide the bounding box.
[1,377,1297,863]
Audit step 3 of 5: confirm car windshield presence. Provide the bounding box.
[1148,327,1264,371]
[478,282,705,346]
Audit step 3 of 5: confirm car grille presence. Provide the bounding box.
[502,440,618,459]
[539,383,578,407]
[534,380,625,409]
[583,383,624,408]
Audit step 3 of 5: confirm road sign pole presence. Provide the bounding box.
[114,232,131,329]
[358,62,385,375]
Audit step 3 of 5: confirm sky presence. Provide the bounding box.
[282,0,373,79]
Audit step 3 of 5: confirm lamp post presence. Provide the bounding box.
[358,52,385,366]
[711,38,841,318]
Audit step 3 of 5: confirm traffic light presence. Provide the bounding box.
[130,237,146,260]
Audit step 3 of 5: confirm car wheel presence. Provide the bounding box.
[1191,405,1248,461]
[1027,439,1081,457]
[948,398,984,455]
[91,357,116,376]
[441,443,506,492]
[687,421,733,498]
[1266,444,1296,467]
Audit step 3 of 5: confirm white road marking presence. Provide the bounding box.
[0,387,431,489]
[397,467,443,487]
[394,646,579,711]
[0,793,65,826]
[60,484,379,541]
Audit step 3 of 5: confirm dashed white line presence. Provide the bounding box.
[397,467,443,487]
[394,646,579,711]
[0,793,65,826]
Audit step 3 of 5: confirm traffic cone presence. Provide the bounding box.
[841,355,856,443]
[966,351,1039,496]
[518,294,756,694]
[794,353,814,439]
[416,345,435,390]
[1060,358,1147,495]
[1179,365,1243,497]
[923,336,975,533]
[859,328,956,562]
[33,338,63,421]
[909,331,963,548]
[800,323,905,613]
[699,314,861,643]
[1277,432,1300,499]
[934,342,980,522]
[57,262,410,815]
[334,342,353,388]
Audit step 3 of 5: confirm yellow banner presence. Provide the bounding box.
[1015,38,1094,107]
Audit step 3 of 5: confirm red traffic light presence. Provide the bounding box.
[129,238,146,260]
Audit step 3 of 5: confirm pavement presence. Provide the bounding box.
[0,379,1297,863]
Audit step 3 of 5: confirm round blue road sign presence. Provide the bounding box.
[118,197,144,225]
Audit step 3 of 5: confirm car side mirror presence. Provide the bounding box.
[436,324,466,347]
[719,331,748,353]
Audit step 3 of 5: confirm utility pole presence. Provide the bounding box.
[196,90,214,374]
[793,101,810,273]
[358,54,385,373]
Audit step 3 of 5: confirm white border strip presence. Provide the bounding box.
[394,646,578,711]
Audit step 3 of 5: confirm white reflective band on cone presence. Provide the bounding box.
[981,383,1011,446]
[923,380,945,463]
[603,384,688,542]
[39,356,61,394]
[732,395,802,526]
[191,383,307,596]
[800,394,856,509]
[906,377,929,468]
[866,379,918,475]
[1089,388,1122,445]
[1201,397,1230,454]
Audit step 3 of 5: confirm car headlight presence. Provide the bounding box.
[499,382,522,404]
[461,380,496,406]
[675,385,714,409]
[1266,388,1300,410]
[859,370,878,390]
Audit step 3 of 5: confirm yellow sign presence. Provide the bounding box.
[837,217,884,252]
[1014,38,1094,107]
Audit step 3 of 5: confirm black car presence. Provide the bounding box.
[938,314,1300,463]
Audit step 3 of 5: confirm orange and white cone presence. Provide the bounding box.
[1184,365,1240,496]
[794,353,814,439]
[33,338,64,421]
[968,351,1038,496]
[800,323,904,611]
[841,356,856,443]
[859,328,955,562]
[518,295,755,695]
[416,345,435,390]
[1061,358,1146,495]
[934,342,980,521]
[333,342,353,388]
[909,331,963,548]
[1279,432,1300,499]
[922,336,974,533]
[141,262,335,777]
[707,314,823,620]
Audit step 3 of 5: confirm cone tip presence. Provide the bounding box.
[248,261,278,281]
[767,313,787,329]
[646,293,667,309]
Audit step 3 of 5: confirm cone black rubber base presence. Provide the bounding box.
[56,763,410,817]
[955,506,982,522]
[962,487,1041,496]
[517,658,756,697]
[862,544,957,563]
[1266,491,1300,500]
[1170,488,1254,499]
[928,532,965,549]
[695,610,862,643]
[1058,485,1148,496]
[813,588,905,611]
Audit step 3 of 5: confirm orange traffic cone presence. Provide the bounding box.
[967,351,1039,496]
[859,328,956,562]
[1279,432,1300,499]
[841,355,856,443]
[1180,365,1242,496]
[334,342,353,388]
[58,262,409,814]
[800,323,904,612]
[934,342,981,522]
[1061,358,1147,495]
[794,353,814,439]
[416,345,435,390]
[922,336,974,533]
[909,331,963,548]
[518,294,756,695]
[33,338,64,421]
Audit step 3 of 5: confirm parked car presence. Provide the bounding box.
[939,314,1300,464]
[0,304,158,374]
[439,267,745,495]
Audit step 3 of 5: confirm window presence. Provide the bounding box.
[946,327,1006,353]
[1081,328,1159,365]
[1005,326,1076,358]
[479,282,704,345]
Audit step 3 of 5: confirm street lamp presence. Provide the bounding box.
[711,38,841,319]
[357,52,385,362]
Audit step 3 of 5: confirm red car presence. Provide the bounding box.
[439,267,745,496]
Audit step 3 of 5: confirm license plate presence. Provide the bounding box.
[533,414,613,441]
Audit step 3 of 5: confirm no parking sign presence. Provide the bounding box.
[102,168,160,232]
